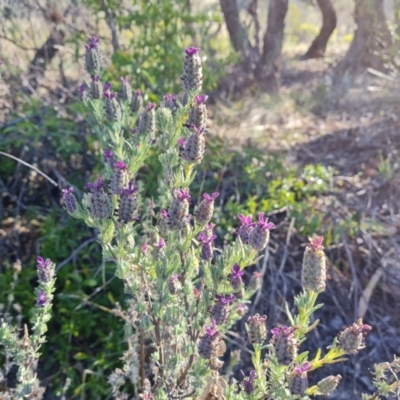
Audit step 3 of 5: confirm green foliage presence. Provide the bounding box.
[81,0,227,96]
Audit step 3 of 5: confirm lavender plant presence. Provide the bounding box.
[1,36,399,400]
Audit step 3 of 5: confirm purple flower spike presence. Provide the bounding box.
[79,83,87,93]
[257,213,276,230]
[114,161,127,170]
[230,263,244,289]
[203,192,219,202]
[194,94,208,105]
[205,318,219,338]
[146,102,156,111]
[238,214,253,226]
[37,256,52,269]
[36,290,48,307]
[141,243,148,254]
[185,46,200,56]
[175,188,191,201]
[104,149,113,159]
[241,370,257,394]
[215,294,236,304]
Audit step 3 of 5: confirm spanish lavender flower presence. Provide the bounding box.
[85,36,103,74]
[302,236,326,293]
[317,375,342,395]
[36,256,55,283]
[246,314,267,344]
[168,274,182,295]
[131,89,143,113]
[120,77,132,103]
[248,213,275,251]
[237,214,254,244]
[198,232,216,261]
[162,93,177,113]
[104,84,122,123]
[182,46,203,92]
[271,326,298,365]
[194,192,219,225]
[210,294,235,325]
[241,370,256,395]
[337,318,372,355]
[90,75,103,99]
[138,102,156,138]
[158,209,169,236]
[230,264,244,290]
[181,126,206,164]
[86,178,112,219]
[141,243,148,255]
[36,290,47,307]
[118,181,138,223]
[187,94,208,129]
[167,189,190,231]
[110,161,128,195]
[198,319,225,359]
[62,187,76,213]
[237,303,249,316]
[289,362,311,396]
[79,83,88,102]
[103,149,115,168]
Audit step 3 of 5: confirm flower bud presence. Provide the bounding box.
[230,264,244,290]
[198,319,224,359]
[271,326,298,365]
[182,46,203,92]
[36,256,55,283]
[36,290,48,307]
[179,91,189,107]
[181,126,206,164]
[168,274,182,295]
[131,90,144,113]
[120,77,132,103]
[110,161,128,195]
[248,213,275,251]
[302,236,326,293]
[161,93,177,113]
[118,181,138,223]
[84,36,103,74]
[241,370,256,395]
[103,149,115,168]
[167,189,190,231]
[138,102,156,138]
[198,232,216,261]
[187,94,208,129]
[246,314,267,344]
[289,363,311,396]
[317,375,342,395]
[62,187,76,213]
[86,178,112,219]
[210,294,235,325]
[104,84,122,123]
[237,214,254,244]
[337,318,372,355]
[237,303,249,316]
[194,192,219,225]
[90,75,103,99]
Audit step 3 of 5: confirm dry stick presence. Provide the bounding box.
[56,238,97,271]
[0,151,58,187]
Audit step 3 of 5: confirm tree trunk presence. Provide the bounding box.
[333,0,390,90]
[259,0,289,93]
[303,0,337,59]
[219,0,252,56]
